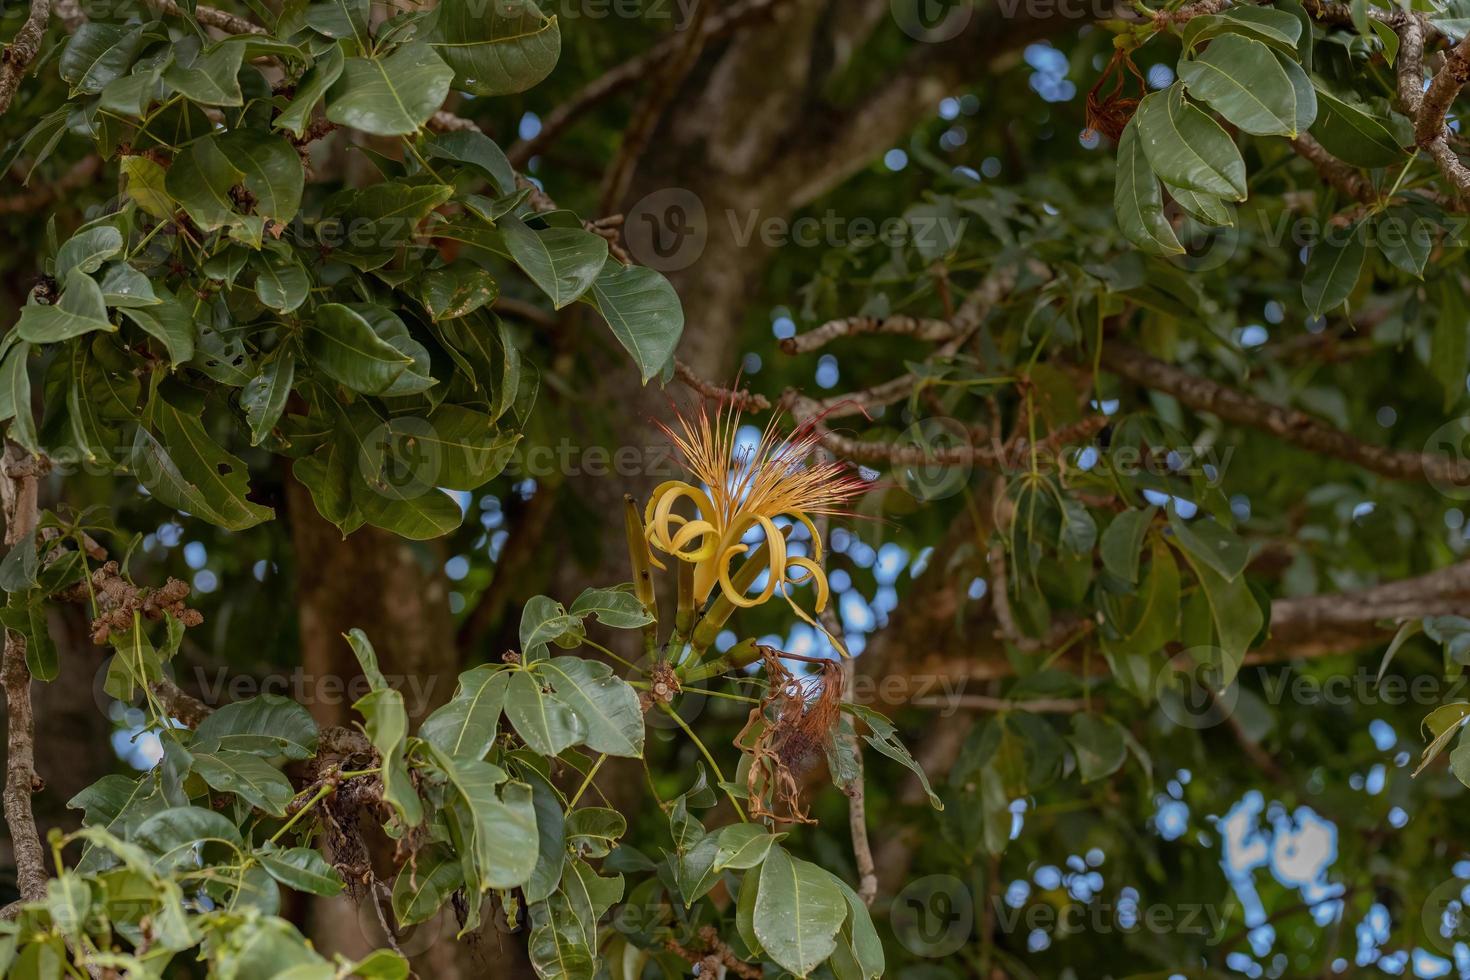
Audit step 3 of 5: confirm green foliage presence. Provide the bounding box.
[1,0,683,542]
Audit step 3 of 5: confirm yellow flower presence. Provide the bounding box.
[645,399,867,648]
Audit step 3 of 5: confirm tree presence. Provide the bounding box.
[6,0,1470,976]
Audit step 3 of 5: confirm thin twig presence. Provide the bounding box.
[0,442,45,901]
[0,0,52,116]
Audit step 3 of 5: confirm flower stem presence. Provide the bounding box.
[568,754,607,808]
[658,703,747,822]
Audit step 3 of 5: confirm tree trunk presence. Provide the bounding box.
[285,478,533,978]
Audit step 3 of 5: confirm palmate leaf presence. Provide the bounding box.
[429,0,561,97]
[326,42,454,136]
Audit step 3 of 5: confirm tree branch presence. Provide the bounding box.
[506,0,793,168]
[1,443,45,902]
[1101,343,1470,486]
[0,0,51,116]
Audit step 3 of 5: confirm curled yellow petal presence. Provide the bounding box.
[668,518,720,563]
[784,555,830,612]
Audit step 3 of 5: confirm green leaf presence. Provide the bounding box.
[519,594,583,660]
[391,845,464,926]
[163,41,246,107]
[421,265,499,322]
[1310,84,1410,168]
[845,704,942,810]
[122,288,197,366]
[418,665,509,759]
[217,132,305,224]
[1114,116,1183,256]
[1163,183,1233,227]
[1070,714,1128,783]
[46,873,91,939]
[17,269,114,342]
[429,0,561,96]
[1166,506,1248,580]
[1178,35,1297,136]
[523,766,567,902]
[1302,222,1367,316]
[60,24,148,95]
[1101,540,1180,657]
[428,748,540,894]
[257,845,345,896]
[1377,205,1435,278]
[0,534,38,593]
[253,256,310,313]
[1182,6,1302,53]
[754,846,847,977]
[1418,703,1470,775]
[1135,83,1247,200]
[57,226,123,280]
[193,693,319,760]
[165,137,246,231]
[326,43,454,137]
[1100,506,1155,583]
[713,824,783,871]
[355,687,423,827]
[121,156,174,220]
[832,878,884,980]
[527,897,595,980]
[99,262,160,308]
[535,657,645,758]
[389,405,519,490]
[134,806,243,869]
[503,218,609,310]
[1174,545,1262,674]
[192,750,295,816]
[569,587,653,629]
[130,399,275,531]
[304,0,369,43]
[563,807,625,857]
[425,130,517,196]
[242,352,296,446]
[275,43,346,138]
[307,304,413,394]
[587,261,684,382]
[504,667,585,756]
